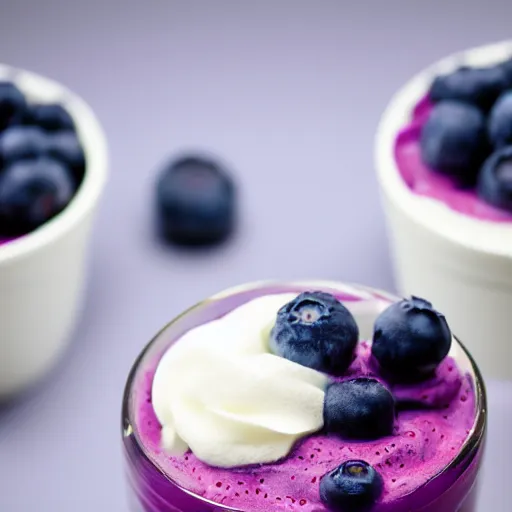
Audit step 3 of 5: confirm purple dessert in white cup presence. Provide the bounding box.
[376,41,512,379]
[0,65,107,397]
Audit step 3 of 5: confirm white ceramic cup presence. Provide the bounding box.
[375,41,512,380]
[0,65,108,397]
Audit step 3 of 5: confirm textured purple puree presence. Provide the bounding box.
[395,95,512,222]
[132,292,477,512]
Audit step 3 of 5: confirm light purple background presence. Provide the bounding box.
[0,1,511,510]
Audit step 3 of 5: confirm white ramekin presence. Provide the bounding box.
[375,41,512,380]
[0,65,108,397]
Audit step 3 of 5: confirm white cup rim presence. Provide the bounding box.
[0,65,108,264]
[375,40,512,258]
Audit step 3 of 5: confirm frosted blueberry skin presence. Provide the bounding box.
[156,155,236,246]
[419,101,487,182]
[320,460,383,512]
[20,103,75,132]
[46,131,86,185]
[323,378,396,440]
[0,126,47,164]
[269,291,359,376]
[0,82,26,130]
[501,57,512,87]
[0,81,87,240]
[372,297,452,382]
[477,145,512,213]
[488,91,512,147]
[429,65,508,111]
[0,157,75,236]
[0,126,86,187]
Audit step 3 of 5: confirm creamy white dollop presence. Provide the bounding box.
[151,293,329,468]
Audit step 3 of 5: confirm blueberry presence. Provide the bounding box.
[22,103,75,132]
[0,157,75,236]
[323,378,395,439]
[488,91,512,147]
[46,131,86,184]
[477,145,512,213]
[320,460,383,511]
[429,65,507,111]
[156,155,236,246]
[0,126,47,164]
[0,82,26,130]
[499,57,512,87]
[269,291,359,376]
[420,101,487,180]
[371,297,452,381]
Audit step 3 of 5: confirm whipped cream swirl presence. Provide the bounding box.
[152,293,329,468]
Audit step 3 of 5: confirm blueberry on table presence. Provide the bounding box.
[371,297,452,381]
[0,126,47,164]
[0,82,26,130]
[22,103,75,132]
[269,291,359,376]
[420,101,487,180]
[320,460,383,511]
[323,378,395,439]
[429,65,507,111]
[488,91,512,147]
[0,157,75,236]
[477,145,512,213]
[156,155,236,246]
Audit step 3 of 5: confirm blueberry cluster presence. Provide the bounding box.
[269,292,452,510]
[0,81,84,238]
[421,58,512,212]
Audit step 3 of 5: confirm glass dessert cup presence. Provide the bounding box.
[122,280,487,512]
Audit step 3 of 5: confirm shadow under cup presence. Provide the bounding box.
[122,281,487,512]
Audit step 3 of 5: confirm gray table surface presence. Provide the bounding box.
[0,1,510,510]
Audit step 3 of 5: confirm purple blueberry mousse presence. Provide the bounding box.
[123,282,485,512]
